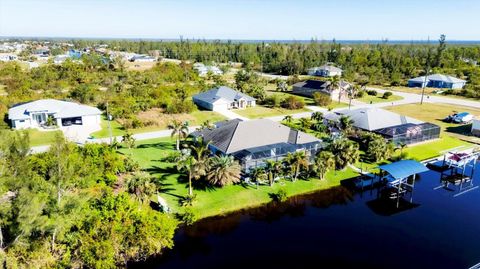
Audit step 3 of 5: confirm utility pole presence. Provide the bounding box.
[106,101,112,144]
[420,68,429,105]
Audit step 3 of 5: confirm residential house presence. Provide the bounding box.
[292,79,350,100]
[193,63,223,76]
[307,65,343,77]
[325,107,440,145]
[0,54,18,62]
[130,54,156,62]
[191,119,323,172]
[192,86,255,111]
[8,99,101,130]
[408,74,466,89]
[471,117,480,137]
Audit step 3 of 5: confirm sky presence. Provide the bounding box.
[1,0,479,40]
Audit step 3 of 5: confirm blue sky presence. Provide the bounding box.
[1,0,479,40]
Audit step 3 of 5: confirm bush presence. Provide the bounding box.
[180,194,197,207]
[179,208,197,225]
[366,89,377,96]
[281,96,305,110]
[382,91,393,99]
[356,90,366,98]
[264,94,282,108]
[271,189,288,202]
[313,92,332,107]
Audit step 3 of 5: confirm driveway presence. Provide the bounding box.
[215,109,250,121]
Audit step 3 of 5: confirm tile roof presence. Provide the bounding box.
[8,99,101,120]
[191,119,320,154]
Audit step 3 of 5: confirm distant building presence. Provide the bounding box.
[192,86,255,111]
[54,55,70,64]
[325,108,440,145]
[8,99,101,130]
[193,63,223,76]
[408,74,466,89]
[292,79,350,100]
[190,119,323,172]
[472,118,480,137]
[33,49,50,59]
[307,65,343,77]
[130,54,156,62]
[0,54,18,62]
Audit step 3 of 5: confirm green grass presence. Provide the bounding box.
[25,129,62,146]
[91,111,227,138]
[402,136,473,161]
[120,137,359,220]
[235,105,311,119]
[358,93,403,104]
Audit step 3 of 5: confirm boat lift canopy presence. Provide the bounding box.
[378,160,429,181]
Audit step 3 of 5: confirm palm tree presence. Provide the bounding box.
[283,115,293,124]
[346,85,359,109]
[177,154,197,197]
[339,115,354,133]
[250,167,267,186]
[395,142,407,155]
[329,75,342,104]
[189,138,211,176]
[207,156,241,187]
[197,120,214,131]
[329,138,360,170]
[264,159,283,186]
[285,151,309,182]
[311,111,324,122]
[298,117,312,131]
[168,120,189,150]
[314,151,336,180]
[126,172,157,207]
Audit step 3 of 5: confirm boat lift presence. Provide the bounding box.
[377,160,430,208]
[430,149,480,197]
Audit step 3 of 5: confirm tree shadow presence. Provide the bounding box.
[136,141,175,150]
[445,123,473,136]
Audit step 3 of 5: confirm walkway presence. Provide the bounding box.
[215,109,250,121]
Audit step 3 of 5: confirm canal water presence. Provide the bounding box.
[135,166,480,269]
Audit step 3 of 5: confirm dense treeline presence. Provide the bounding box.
[0,131,177,268]
[68,38,480,96]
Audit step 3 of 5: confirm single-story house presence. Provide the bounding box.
[471,117,480,137]
[408,74,466,89]
[292,79,350,100]
[307,65,343,77]
[192,86,255,111]
[0,54,18,62]
[54,55,70,64]
[193,63,223,76]
[191,119,323,172]
[130,54,156,62]
[8,99,102,130]
[325,108,440,145]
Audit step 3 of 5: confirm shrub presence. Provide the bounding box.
[179,208,197,225]
[180,194,198,207]
[281,96,305,110]
[264,94,282,108]
[366,89,377,96]
[382,91,393,99]
[313,92,332,107]
[356,90,366,98]
[271,189,288,202]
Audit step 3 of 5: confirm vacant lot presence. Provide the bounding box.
[235,105,310,119]
[358,93,403,104]
[92,110,227,138]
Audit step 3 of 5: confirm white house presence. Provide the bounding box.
[130,54,156,62]
[307,65,343,77]
[8,99,102,130]
[193,63,223,76]
[472,117,480,137]
[192,86,255,111]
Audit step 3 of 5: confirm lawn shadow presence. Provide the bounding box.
[137,141,175,151]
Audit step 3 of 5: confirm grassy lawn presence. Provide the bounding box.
[119,137,359,220]
[358,93,403,104]
[25,129,62,146]
[235,105,311,119]
[91,110,227,138]
[386,103,480,131]
[402,136,473,161]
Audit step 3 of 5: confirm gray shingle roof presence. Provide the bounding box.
[409,74,466,83]
[191,119,320,154]
[8,99,101,120]
[192,86,255,104]
[293,80,329,90]
[334,108,423,131]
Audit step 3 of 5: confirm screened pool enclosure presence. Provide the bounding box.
[374,123,441,145]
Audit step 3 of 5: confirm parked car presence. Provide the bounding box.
[452,112,473,123]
